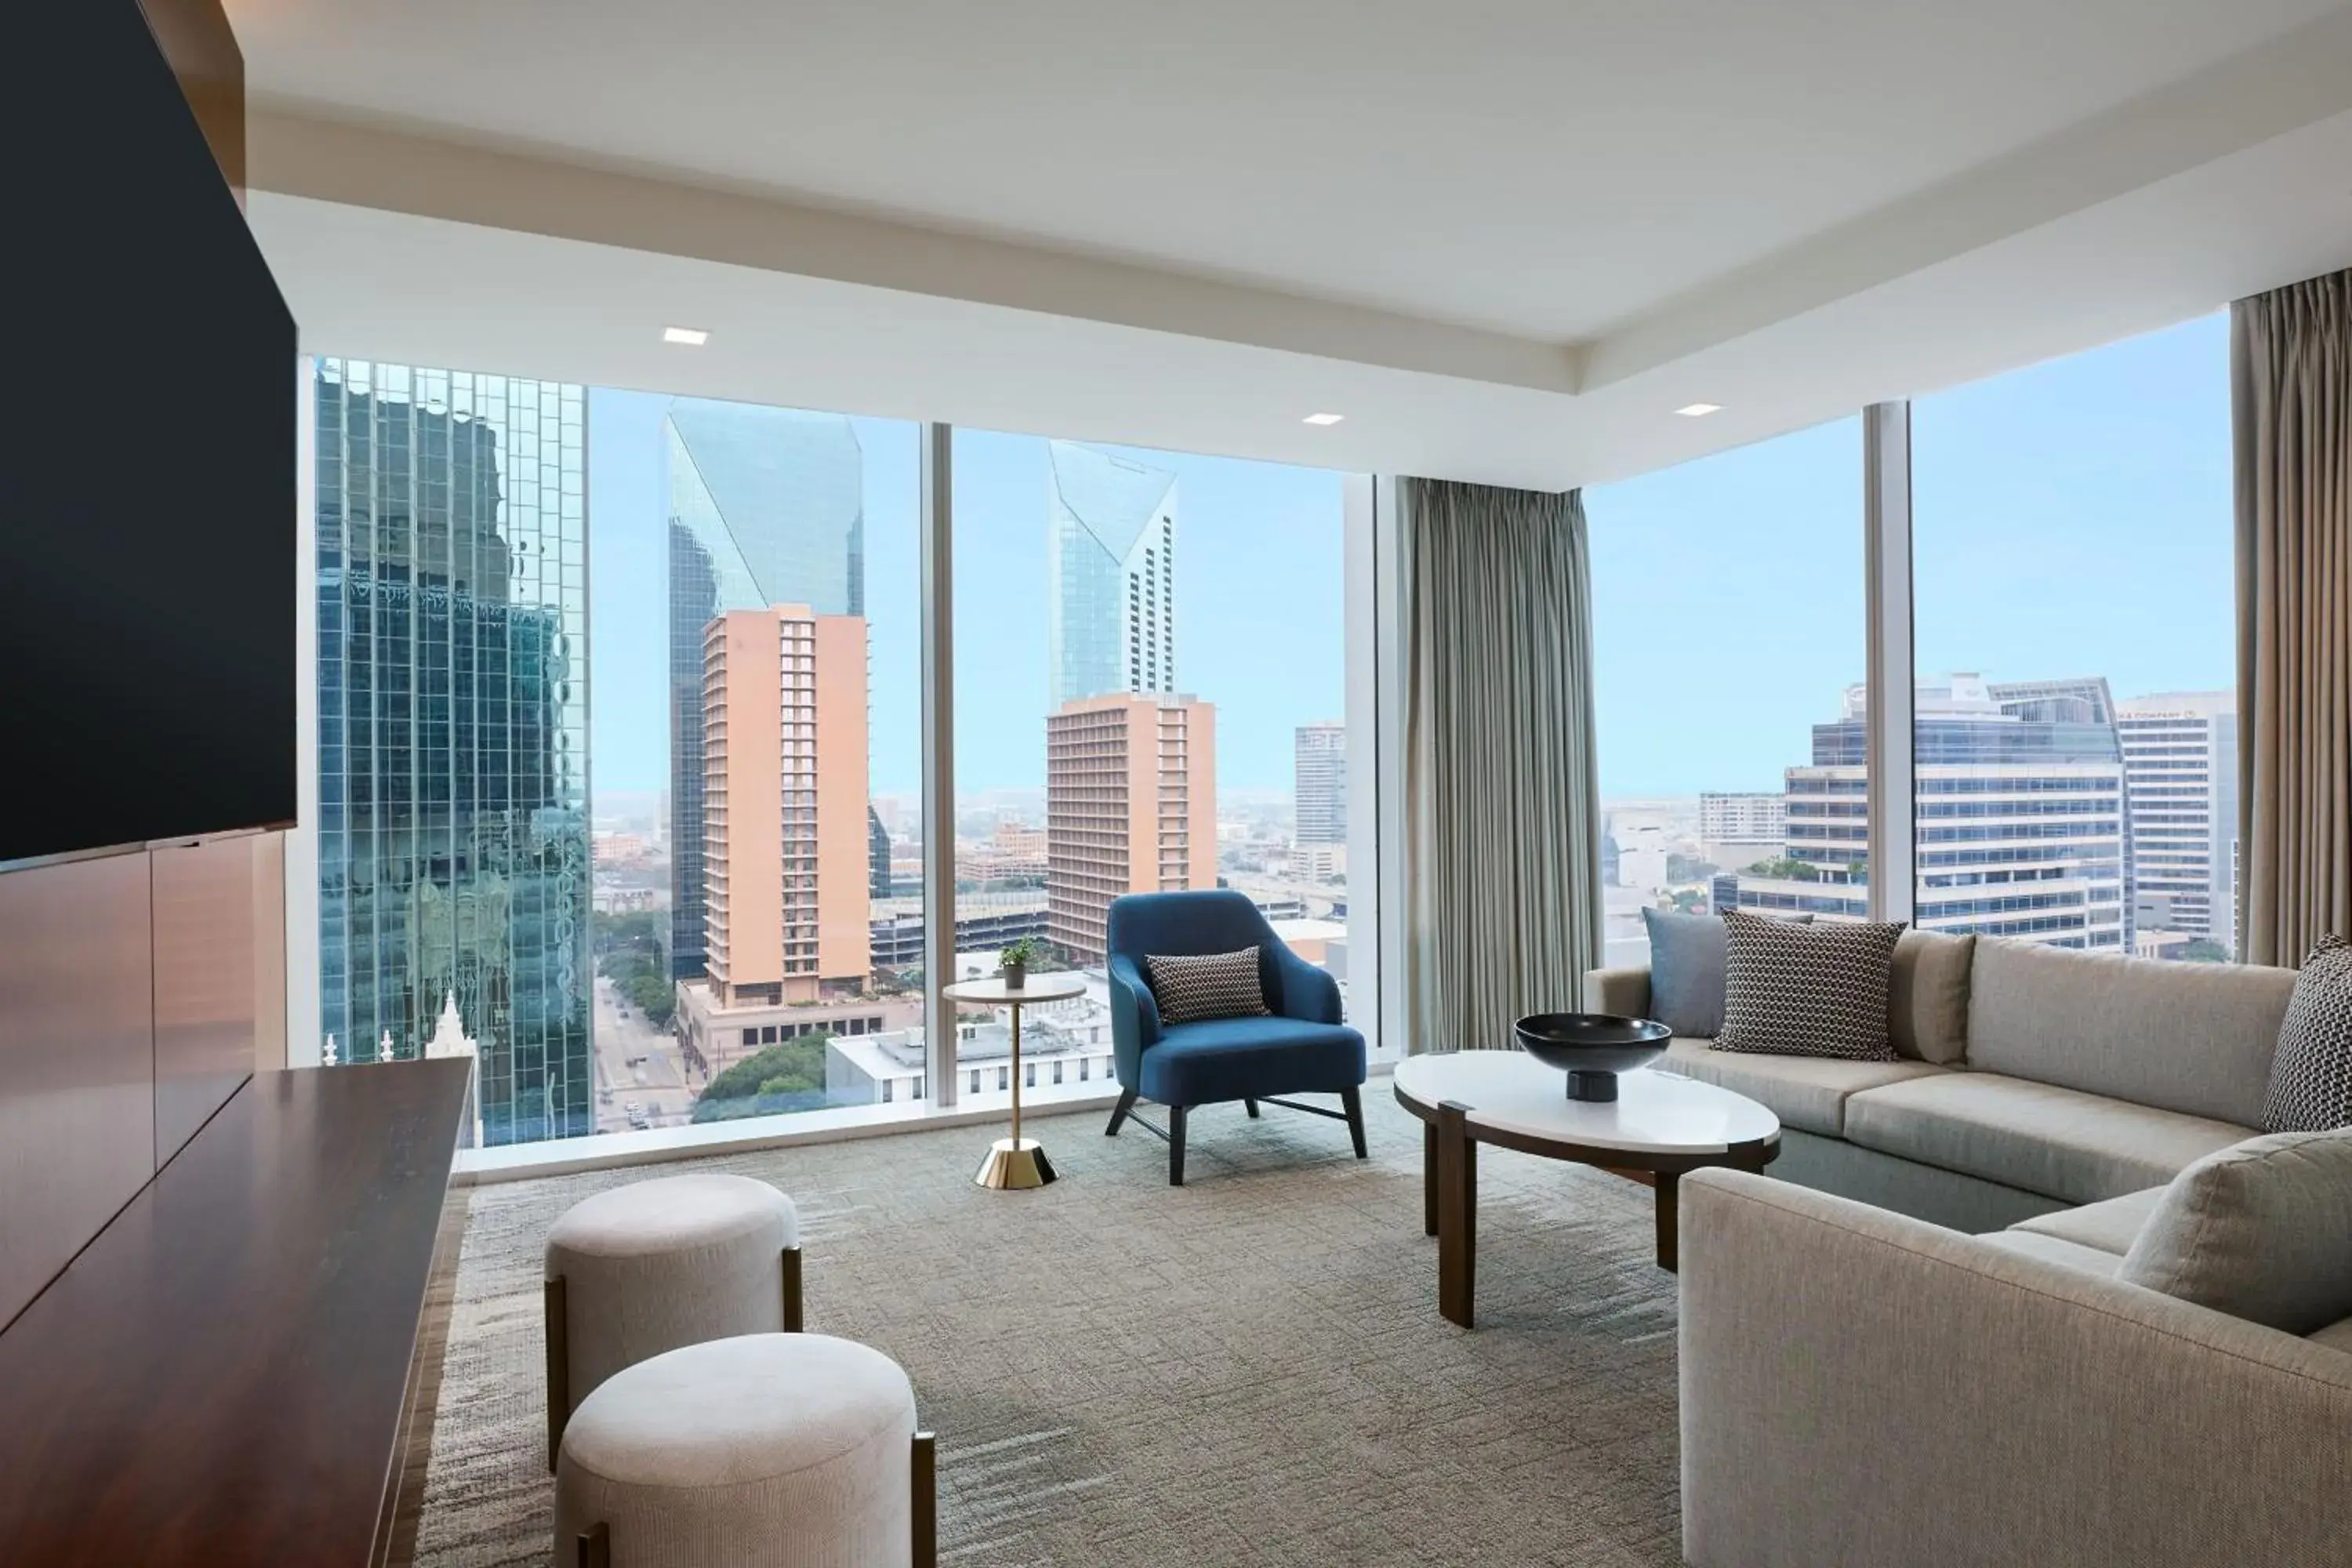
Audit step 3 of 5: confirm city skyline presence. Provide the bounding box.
[587,395,1347,800]
[1590,313,2230,798]
[663,398,866,980]
[1608,670,2240,964]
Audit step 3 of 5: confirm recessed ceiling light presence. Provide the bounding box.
[1302,412,1345,426]
[1675,402,1722,417]
[662,325,710,347]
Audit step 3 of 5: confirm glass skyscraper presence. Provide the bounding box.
[314,361,592,1145]
[1046,441,1178,707]
[664,399,865,978]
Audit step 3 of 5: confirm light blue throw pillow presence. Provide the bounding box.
[1642,907,1729,1037]
[1639,907,1814,1037]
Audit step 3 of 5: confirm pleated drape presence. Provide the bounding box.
[2233,269,2352,966]
[1400,479,1604,1053]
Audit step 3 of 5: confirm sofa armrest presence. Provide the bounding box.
[1679,1169,2352,1568]
[1587,965,1651,1019]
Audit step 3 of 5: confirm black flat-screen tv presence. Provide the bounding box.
[4,0,297,864]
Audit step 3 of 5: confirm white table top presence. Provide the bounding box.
[1392,1050,1779,1156]
[942,975,1088,1005]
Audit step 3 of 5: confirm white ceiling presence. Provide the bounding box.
[231,1,2352,488]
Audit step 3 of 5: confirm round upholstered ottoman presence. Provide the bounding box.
[545,1174,801,1465]
[554,1333,935,1568]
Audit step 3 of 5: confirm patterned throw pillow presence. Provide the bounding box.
[1145,947,1271,1025]
[1713,910,1906,1062]
[2261,935,2352,1133]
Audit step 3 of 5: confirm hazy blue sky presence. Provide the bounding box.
[590,309,2227,807]
[587,398,1347,801]
[1588,311,2232,797]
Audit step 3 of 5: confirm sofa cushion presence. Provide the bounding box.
[2118,1128,2352,1335]
[1661,1037,1944,1138]
[2260,933,2352,1132]
[1716,912,1906,1062]
[1965,938,2297,1127]
[2313,1316,2352,1354]
[1842,1073,2253,1205]
[1137,1016,1365,1106]
[1977,1229,2123,1279]
[1887,930,1973,1065]
[2009,1186,2166,1255]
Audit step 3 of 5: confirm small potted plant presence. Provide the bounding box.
[999,936,1043,990]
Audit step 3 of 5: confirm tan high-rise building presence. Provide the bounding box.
[702,606,871,1005]
[1046,695,1217,963]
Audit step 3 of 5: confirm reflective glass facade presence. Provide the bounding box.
[664,400,865,978]
[314,360,592,1145]
[1046,439,1178,707]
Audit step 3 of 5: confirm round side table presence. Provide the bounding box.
[942,975,1088,1190]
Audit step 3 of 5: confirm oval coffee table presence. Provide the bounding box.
[1392,1051,1779,1327]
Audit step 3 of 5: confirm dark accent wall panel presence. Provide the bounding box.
[0,852,158,1331]
[5,0,295,864]
[152,837,262,1163]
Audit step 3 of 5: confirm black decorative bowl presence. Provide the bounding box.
[1514,1013,1673,1102]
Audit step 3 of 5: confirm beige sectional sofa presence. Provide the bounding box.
[1591,931,2294,1231]
[1591,935,2352,1565]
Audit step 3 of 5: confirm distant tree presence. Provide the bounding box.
[1669,888,1705,913]
[2175,938,2232,964]
[1665,854,1719,884]
[620,968,675,1026]
[1743,856,1820,882]
[699,1036,832,1110]
[594,909,665,958]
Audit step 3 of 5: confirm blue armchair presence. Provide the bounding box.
[1104,890,1367,1185]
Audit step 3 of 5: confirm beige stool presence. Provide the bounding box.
[556,1333,936,1568]
[545,1174,801,1468]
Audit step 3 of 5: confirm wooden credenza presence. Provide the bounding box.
[0,1059,472,1566]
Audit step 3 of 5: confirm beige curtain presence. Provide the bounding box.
[2233,267,2352,966]
[1401,479,1604,1053]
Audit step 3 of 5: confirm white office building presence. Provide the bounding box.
[1700,792,1787,843]
[2118,691,2238,958]
[1294,722,1348,847]
[1727,677,2129,951]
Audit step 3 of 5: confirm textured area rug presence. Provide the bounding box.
[419,1091,1684,1567]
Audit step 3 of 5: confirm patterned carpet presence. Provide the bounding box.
[417,1091,1686,1567]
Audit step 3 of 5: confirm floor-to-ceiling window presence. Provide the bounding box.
[590,391,924,1130]
[949,430,1353,1105]
[307,363,1360,1150]
[312,362,927,1147]
[1586,418,1867,966]
[1910,314,2236,958]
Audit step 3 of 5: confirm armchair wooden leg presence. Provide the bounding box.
[783,1244,804,1333]
[912,1430,937,1568]
[575,1522,610,1568]
[1105,1087,1137,1137]
[1168,1105,1188,1186]
[545,1275,569,1474]
[1341,1087,1368,1160]
[1244,1098,1260,1119]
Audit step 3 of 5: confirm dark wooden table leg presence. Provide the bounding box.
[1655,1171,1680,1272]
[1436,1101,1476,1327]
[1423,1120,1439,1237]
